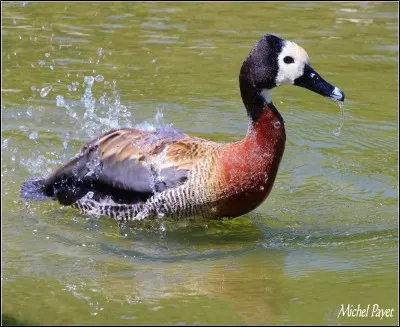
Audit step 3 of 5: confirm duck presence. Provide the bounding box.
[20,33,344,222]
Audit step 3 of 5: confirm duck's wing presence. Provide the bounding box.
[44,127,214,205]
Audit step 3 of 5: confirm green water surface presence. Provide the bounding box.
[2,2,398,325]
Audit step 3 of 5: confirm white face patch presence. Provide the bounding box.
[275,41,310,86]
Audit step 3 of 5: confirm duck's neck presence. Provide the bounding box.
[239,71,285,147]
[244,100,286,154]
[216,87,286,214]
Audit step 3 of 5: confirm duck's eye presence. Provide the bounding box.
[283,56,294,64]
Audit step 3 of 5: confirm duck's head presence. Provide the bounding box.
[240,34,344,113]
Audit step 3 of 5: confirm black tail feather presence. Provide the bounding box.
[20,178,54,201]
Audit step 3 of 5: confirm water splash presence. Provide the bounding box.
[26,70,175,222]
[56,95,65,107]
[154,108,165,126]
[67,81,79,92]
[55,75,133,139]
[40,85,52,98]
[333,101,345,137]
[135,107,170,132]
[20,155,61,175]
[97,79,132,131]
[2,138,9,150]
[84,148,102,178]
[29,131,38,140]
[82,76,96,118]
[56,95,77,120]
[96,48,104,64]
[94,75,104,82]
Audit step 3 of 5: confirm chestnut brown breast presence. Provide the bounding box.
[214,107,286,217]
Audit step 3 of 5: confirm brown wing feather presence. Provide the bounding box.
[44,127,218,203]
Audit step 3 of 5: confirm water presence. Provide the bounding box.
[2,2,398,326]
[39,85,52,98]
[333,101,345,137]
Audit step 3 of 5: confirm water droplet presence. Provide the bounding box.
[29,132,38,140]
[2,139,9,149]
[56,95,65,107]
[333,101,345,137]
[333,127,341,137]
[40,85,52,98]
[95,75,104,82]
[84,76,95,84]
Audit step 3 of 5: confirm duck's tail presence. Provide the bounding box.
[20,178,54,201]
